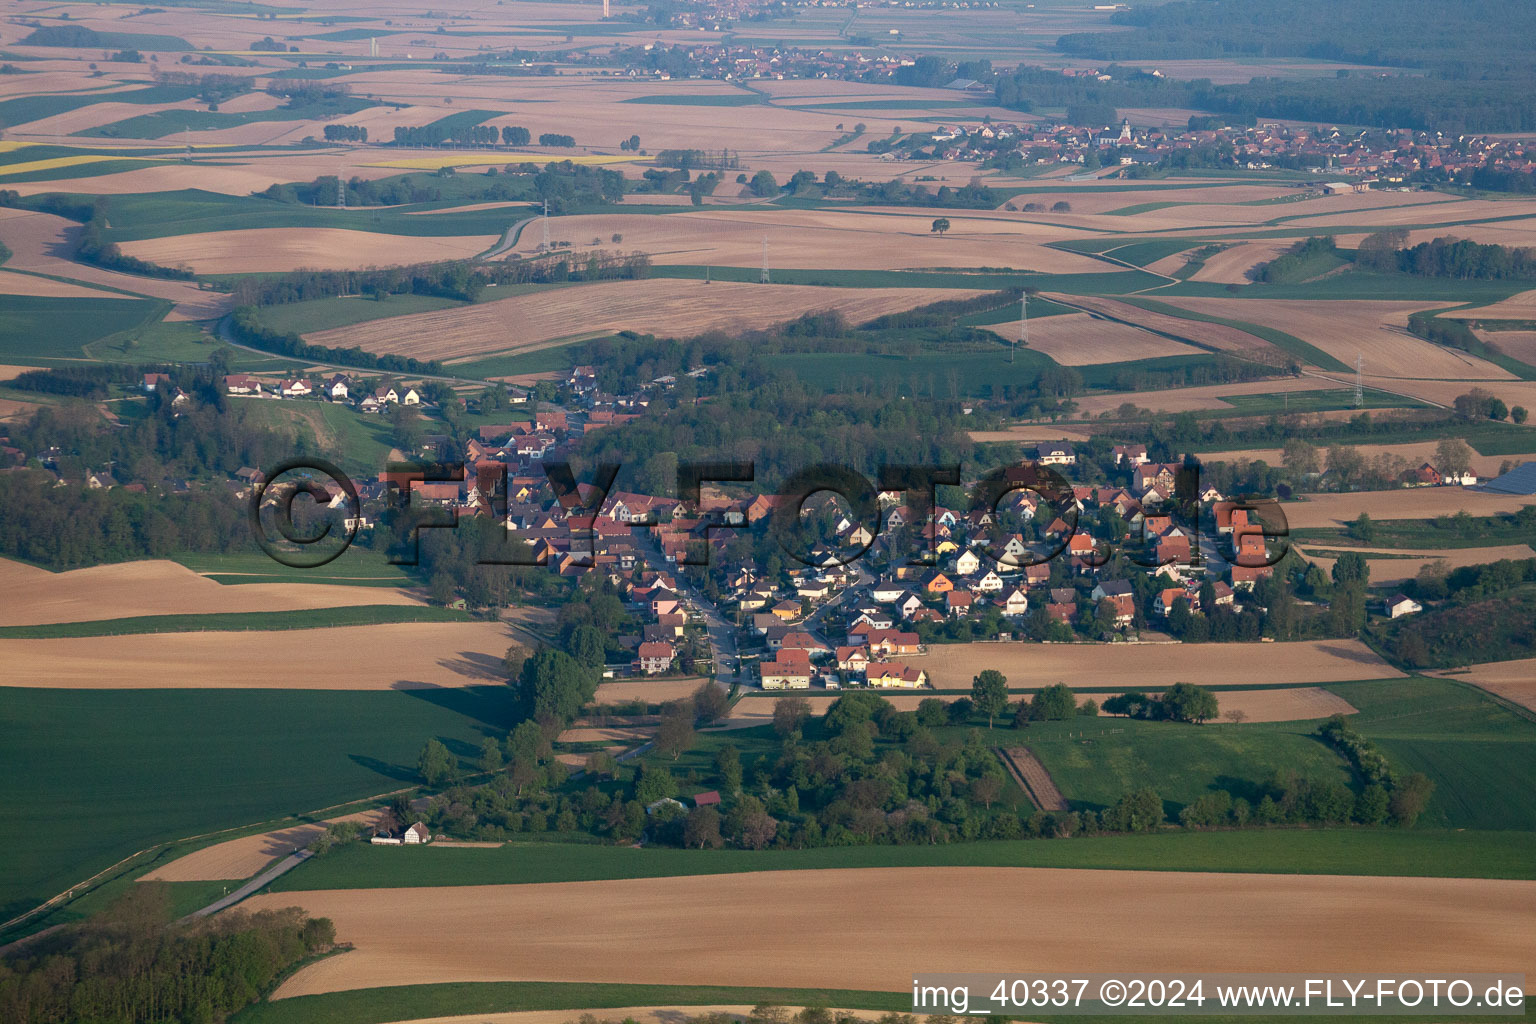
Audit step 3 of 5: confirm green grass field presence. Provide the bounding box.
[233,979,1533,1024]
[1291,512,1536,550]
[0,294,170,364]
[255,294,467,336]
[0,685,518,924]
[1333,678,1536,831]
[445,342,584,380]
[51,189,524,243]
[238,399,399,477]
[763,344,1060,397]
[0,605,467,639]
[1025,716,1351,817]
[234,983,912,1024]
[270,826,1536,895]
[77,95,372,140]
[172,549,419,587]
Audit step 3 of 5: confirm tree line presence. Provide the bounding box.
[8,194,193,280]
[323,123,367,142]
[0,884,335,1024]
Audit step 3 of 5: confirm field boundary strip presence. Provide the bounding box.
[996,746,1068,811]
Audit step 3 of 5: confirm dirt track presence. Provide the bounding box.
[143,810,384,882]
[999,747,1067,810]
[247,867,1536,997]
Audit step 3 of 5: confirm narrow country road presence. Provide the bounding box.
[183,850,312,921]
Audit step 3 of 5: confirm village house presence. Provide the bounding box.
[1386,594,1423,618]
[1035,441,1077,466]
[223,374,263,395]
[636,641,676,674]
[866,661,928,688]
[761,649,813,689]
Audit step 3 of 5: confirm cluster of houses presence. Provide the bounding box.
[871,109,1535,181]
[220,372,432,414]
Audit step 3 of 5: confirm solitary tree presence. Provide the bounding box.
[772,695,811,737]
[1031,681,1077,721]
[692,680,729,722]
[416,738,456,787]
[971,669,1009,727]
[683,805,723,848]
[930,217,951,236]
[655,704,696,760]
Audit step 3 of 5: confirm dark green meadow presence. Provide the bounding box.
[0,294,170,364]
[0,685,519,925]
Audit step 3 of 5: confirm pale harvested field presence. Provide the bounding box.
[1190,241,1291,284]
[376,1005,858,1024]
[252,868,1536,997]
[1288,197,1536,230]
[1044,294,1273,354]
[143,810,384,883]
[1297,544,1536,587]
[555,726,655,745]
[728,685,1355,725]
[120,228,498,275]
[1282,488,1536,529]
[997,311,1199,365]
[0,621,515,689]
[920,639,1400,689]
[0,208,228,318]
[0,270,122,299]
[967,426,1095,444]
[1447,289,1536,321]
[1199,442,1536,478]
[312,280,990,360]
[1335,220,1536,250]
[1480,330,1536,365]
[507,208,1106,272]
[0,363,44,381]
[1430,660,1536,713]
[1159,297,1512,380]
[0,396,43,421]
[1345,373,1536,410]
[0,557,423,627]
[1072,377,1333,416]
[593,677,714,704]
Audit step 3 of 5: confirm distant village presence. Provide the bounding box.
[602,42,1534,180]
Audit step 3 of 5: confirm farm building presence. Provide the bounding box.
[1480,462,1536,495]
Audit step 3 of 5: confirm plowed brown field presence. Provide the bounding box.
[248,868,1536,997]
[119,228,498,274]
[310,280,990,360]
[0,557,422,627]
[919,639,1399,689]
[0,621,515,688]
[998,311,1199,365]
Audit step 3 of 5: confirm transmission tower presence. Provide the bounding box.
[1014,290,1027,363]
[759,237,769,283]
[1354,352,1365,407]
[541,199,550,250]
[337,165,346,209]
